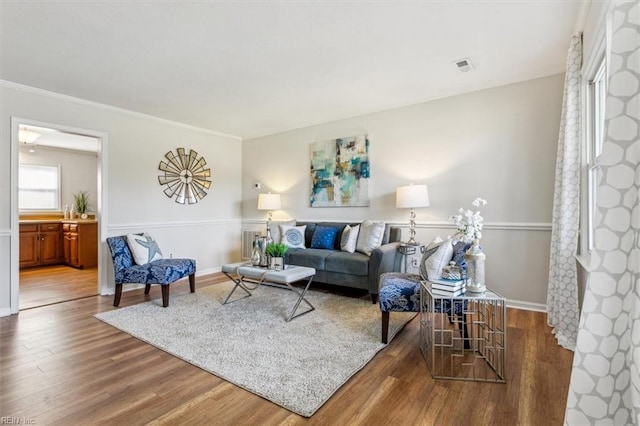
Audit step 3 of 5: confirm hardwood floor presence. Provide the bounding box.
[0,273,574,425]
[19,265,98,310]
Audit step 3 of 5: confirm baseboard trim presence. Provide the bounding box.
[506,299,546,312]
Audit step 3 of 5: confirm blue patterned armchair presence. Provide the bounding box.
[379,272,468,345]
[106,235,196,307]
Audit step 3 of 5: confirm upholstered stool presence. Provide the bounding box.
[379,272,421,344]
[378,272,469,345]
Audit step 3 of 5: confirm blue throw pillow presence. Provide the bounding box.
[310,226,339,250]
[452,241,471,271]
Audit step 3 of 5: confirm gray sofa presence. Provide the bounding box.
[283,221,402,303]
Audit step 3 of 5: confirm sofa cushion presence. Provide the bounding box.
[126,233,163,265]
[120,258,196,285]
[317,222,348,249]
[310,225,339,249]
[272,219,296,244]
[419,237,454,280]
[286,248,333,270]
[281,225,307,249]
[340,224,360,253]
[356,220,385,255]
[382,224,391,245]
[325,251,370,276]
[294,222,317,248]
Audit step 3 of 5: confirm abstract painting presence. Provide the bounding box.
[310,135,370,207]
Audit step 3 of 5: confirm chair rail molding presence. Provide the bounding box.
[242,219,552,232]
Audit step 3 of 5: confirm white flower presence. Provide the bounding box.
[449,198,487,243]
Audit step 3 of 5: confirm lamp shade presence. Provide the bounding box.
[257,193,281,211]
[396,184,430,208]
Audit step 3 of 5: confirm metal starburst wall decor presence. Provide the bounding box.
[158,148,211,204]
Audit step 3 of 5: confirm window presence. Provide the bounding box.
[586,58,607,251]
[19,164,61,210]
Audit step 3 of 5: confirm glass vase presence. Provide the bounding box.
[464,239,486,293]
[250,234,262,266]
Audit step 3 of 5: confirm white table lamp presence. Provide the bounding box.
[257,193,282,244]
[396,184,430,245]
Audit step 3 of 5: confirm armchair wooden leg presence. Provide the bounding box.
[161,285,170,308]
[113,284,123,307]
[144,284,151,295]
[381,311,390,344]
[189,273,195,293]
[371,293,378,304]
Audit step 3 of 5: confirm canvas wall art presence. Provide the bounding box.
[309,135,370,207]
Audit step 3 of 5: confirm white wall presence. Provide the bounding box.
[0,82,243,316]
[242,74,565,308]
[18,145,99,214]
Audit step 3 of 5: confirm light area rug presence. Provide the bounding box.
[94,281,415,417]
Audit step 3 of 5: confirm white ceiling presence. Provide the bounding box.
[1,1,584,139]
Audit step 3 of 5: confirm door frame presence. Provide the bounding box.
[10,117,109,314]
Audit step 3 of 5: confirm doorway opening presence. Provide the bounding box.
[14,120,105,310]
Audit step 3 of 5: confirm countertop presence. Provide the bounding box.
[19,219,98,224]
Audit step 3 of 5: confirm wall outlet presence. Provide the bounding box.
[169,253,173,259]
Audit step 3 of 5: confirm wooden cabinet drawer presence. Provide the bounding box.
[20,224,38,233]
[41,223,61,232]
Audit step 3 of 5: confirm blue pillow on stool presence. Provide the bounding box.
[452,241,471,271]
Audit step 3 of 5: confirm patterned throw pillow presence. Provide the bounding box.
[451,241,471,271]
[340,224,360,253]
[281,225,307,249]
[272,219,296,244]
[126,233,163,265]
[419,236,454,280]
[310,226,339,250]
[356,221,386,256]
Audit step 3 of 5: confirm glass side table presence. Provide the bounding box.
[398,243,424,273]
[420,281,507,383]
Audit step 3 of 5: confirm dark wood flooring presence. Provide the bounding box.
[1,273,574,425]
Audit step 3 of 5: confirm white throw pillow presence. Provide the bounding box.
[356,221,385,256]
[281,225,307,249]
[340,224,360,253]
[419,236,454,280]
[271,219,296,244]
[126,233,163,265]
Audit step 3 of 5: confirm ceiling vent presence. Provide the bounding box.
[454,57,474,72]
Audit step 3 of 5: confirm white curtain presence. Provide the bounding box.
[565,1,640,424]
[547,34,582,351]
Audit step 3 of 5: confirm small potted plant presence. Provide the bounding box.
[73,191,90,219]
[265,242,288,271]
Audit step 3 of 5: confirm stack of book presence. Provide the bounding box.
[428,278,465,297]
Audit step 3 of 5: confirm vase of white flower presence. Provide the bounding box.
[464,239,486,293]
[449,198,487,293]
